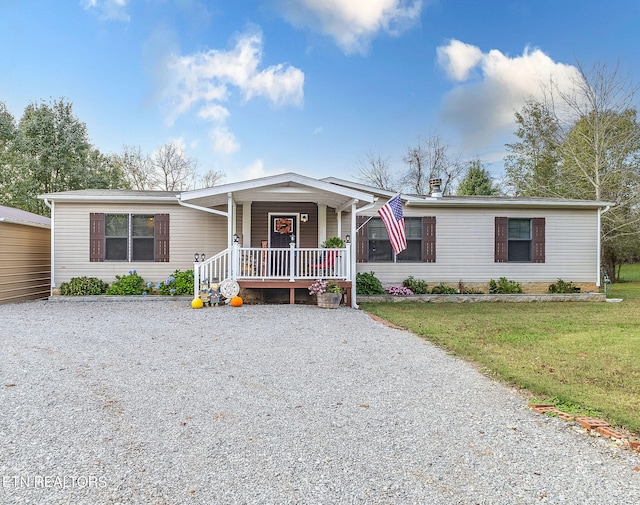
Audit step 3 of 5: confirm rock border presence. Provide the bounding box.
[358,292,607,303]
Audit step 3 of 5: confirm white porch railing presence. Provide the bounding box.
[194,244,351,293]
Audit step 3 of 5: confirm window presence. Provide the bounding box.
[90,213,169,263]
[358,216,435,263]
[132,215,155,261]
[105,214,129,261]
[508,218,531,262]
[495,217,545,263]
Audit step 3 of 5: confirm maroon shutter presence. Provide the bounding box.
[356,215,368,262]
[495,217,508,262]
[154,214,170,262]
[423,216,436,262]
[89,213,105,262]
[532,217,545,263]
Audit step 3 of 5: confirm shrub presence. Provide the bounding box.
[489,277,523,294]
[385,285,414,296]
[106,270,146,295]
[549,278,578,294]
[321,236,345,248]
[430,283,457,294]
[158,269,194,296]
[356,271,385,295]
[59,276,108,296]
[402,276,429,294]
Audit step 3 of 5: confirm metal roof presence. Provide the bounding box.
[0,205,51,228]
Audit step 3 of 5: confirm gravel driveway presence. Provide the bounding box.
[1,301,639,504]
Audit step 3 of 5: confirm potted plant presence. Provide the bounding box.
[308,279,343,308]
[321,237,345,248]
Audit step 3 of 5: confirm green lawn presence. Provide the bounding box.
[360,265,640,434]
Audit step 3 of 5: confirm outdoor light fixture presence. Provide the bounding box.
[290,233,296,243]
[194,252,199,262]
[200,253,205,262]
[346,234,351,244]
[233,233,239,243]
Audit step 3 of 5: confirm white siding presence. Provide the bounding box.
[54,202,227,286]
[356,205,599,285]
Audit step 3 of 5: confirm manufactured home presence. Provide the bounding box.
[40,173,612,306]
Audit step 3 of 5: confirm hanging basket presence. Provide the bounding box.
[317,292,342,309]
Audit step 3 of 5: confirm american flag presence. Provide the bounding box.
[378,194,407,255]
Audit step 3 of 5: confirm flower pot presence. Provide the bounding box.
[317,292,341,309]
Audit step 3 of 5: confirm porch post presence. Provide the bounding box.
[227,192,233,250]
[232,238,240,280]
[242,201,252,247]
[318,204,327,246]
[350,202,357,308]
[289,238,295,282]
[194,262,200,299]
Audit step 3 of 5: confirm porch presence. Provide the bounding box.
[194,243,353,305]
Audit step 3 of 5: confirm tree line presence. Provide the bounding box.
[358,63,640,280]
[0,98,223,216]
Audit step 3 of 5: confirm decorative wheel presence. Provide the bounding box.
[219,279,240,299]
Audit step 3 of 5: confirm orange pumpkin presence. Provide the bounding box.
[230,296,243,307]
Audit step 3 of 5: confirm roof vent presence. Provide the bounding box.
[429,178,443,198]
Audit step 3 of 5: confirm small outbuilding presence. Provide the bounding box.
[0,205,51,304]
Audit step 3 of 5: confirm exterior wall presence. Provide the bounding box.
[250,202,319,248]
[356,204,599,286]
[0,222,51,304]
[53,202,226,286]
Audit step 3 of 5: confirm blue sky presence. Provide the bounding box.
[1,0,639,186]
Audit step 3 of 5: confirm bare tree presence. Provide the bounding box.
[402,133,465,195]
[150,141,198,191]
[506,61,640,279]
[119,145,153,190]
[199,168,225,188]
[356,151,398,191]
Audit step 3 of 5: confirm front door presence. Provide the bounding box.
[269,215,297,277]
[270,215,297,247]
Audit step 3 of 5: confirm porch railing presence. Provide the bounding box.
[194,244,351,293]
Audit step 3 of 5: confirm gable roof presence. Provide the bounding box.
[0,205,51,228]
[180,172,376,209]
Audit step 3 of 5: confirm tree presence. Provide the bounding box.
[118,145,154,190]
[356,151,398,191]
[0,102,18,207]
[150,141,197,191]
[505,62,640,280]
[199,169,225,188]
[12,98,93,215]
[504,100,562,196]
[456,159,501,196]
[402,133,464,195]
[0,98,131,215]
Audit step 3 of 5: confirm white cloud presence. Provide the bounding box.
[209,126,240,155]
[436,39,483,81]
[436,40,582,150]
[163,28,304,127]
[81,0,129,21]
[276,0,422,55]
[198,104,230,122]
